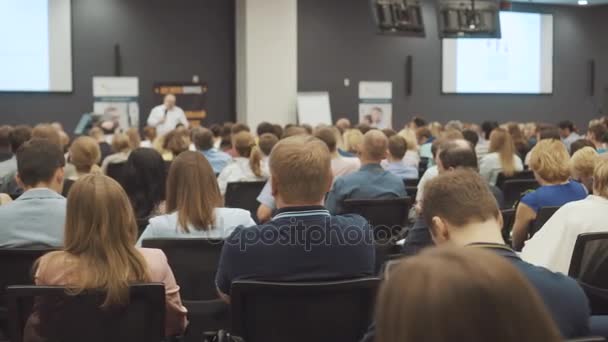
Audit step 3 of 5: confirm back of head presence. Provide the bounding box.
[9,125,32,153]
[440,129,464,141]
[356,123,372,135]
[589,123,608,142]
[462,129,479,147]
[571,139,596,156]
[570,147,599,190]
[111,133,131,153]
[489,128,516,176]
[192,127,215,151]
[126,128,141,149]
[259,133,279,156]
[282,126,308,139]
[412,116,427,129]
[17,139,66,188]
[0,125,13,149]
[375,247,561,342]
[558,120,575,132]
[89,127,104,141]
[234,131,264,177]
[529,139,570,184]
[62,174,148,307]
[163,128,190,157]
[415,127,432,143]
[445,120,464,132]
[362,130,388,163]
[335,118,351,131]
[397,129,418,151]
[301,124,313,135]
[388,135,407,160]
[167,151,222,231]
[270,135,332,204]
[143,126,157,142]
[593,159,608,198]
[32,124,62,147]
[124,148,166,219]
[231,123,251,135]
[343,129,364,153]
[538,125,561,141]
[69,137,101,173]
[209,124,222,138]
[481,121,499,140]
[256,122,275,137]
[422,169,500,230]
[438,139,478,172]
[314,127,338,153]
[382,128,397,138]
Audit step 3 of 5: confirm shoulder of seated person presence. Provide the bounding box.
[216,207,252,218]
[331,213,370,226]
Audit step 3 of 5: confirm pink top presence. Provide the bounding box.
[34,248,188,336]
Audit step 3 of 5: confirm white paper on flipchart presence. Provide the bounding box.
[359,81,393,100]
[296,92,333,126]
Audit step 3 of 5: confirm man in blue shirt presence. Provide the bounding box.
[325,130,407,215]
[215,135,375,302]
[381,135,418,180]
[192,127,232,174]
[0,139,67,248]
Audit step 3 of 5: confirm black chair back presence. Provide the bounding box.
[403,178,419,187]
[225,181,267,221]
[0,249,55,308]
[501,209,516,243]
[496,170,535,190]
[568,232,608,315]
[231,278,379,342]
[106,162,128,184]
[418,157,429,177]
[7,284,165,342]
[530,206,560,237]
[141,238,224,300]
[502,179,539,208]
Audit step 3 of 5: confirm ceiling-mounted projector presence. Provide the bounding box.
[371,0,425,36]
[438,0,501,38]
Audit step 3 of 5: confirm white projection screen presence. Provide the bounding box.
[0,0,73,92]
[442,12,553,94]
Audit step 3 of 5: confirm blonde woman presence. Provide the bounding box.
[397,129,420,168]
[101,133,132,174]
[342,129,364,156]
[217,131,268,195]
[512,140,587,250]
[569,147,599,193]
[68,136,102,180]
[479,128,524,185]
[30,174,187,338]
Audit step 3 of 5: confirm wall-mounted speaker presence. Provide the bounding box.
[406,55,413,96]
[114,44,122,77]
[589,59,595,97]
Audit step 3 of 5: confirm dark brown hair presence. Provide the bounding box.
[166,151,223,231]
[314,127,337,152]
[258,133,279,156]
[388,135,407,159]
[422,169,500,228]
[32,124,61,147]
[375,247,561,342]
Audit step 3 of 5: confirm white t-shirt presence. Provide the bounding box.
[416,165,439,203]
[217,157,269,195]
[331,156,360,178]
[147,105,189,136]
[479,152,524,186]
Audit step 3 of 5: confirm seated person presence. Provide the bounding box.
[522,159,608,274]
[192,127,232,174]
[215,135,375,302]
[31,174,187,337]
[0,126,13,163]
[375,248,561,342]
[68,137,102,181]
[512,140,587,250]
[315,127,360,178]
[402,139,505,256]
[217,131,269,196]
[569,147,599,194]
[138,151,255,244]
[123,148,167,222]
[381,135,418,180]
[0,125,31,181]
[570,139,596,156]
[101,133,132,174]
[0,139,66,248]
[258,132,279,171]
[587,123,608,154]
[416,127,434,164]
[479,128,524,186]
[325,130,407,215]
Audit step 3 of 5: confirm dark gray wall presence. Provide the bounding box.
[0,0,235,132]
[298,0,608,129]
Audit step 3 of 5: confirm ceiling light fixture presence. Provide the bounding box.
[578,0,589,5]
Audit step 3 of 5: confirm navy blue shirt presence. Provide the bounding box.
[325,163,407,215]
[361,244,590,341]
[215,206,376,295]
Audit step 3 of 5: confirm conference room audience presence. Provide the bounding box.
[342,129,364,157]
[0,139,66,248]
[512,139,588,250]
[571,139,597,156]
[381,135,418,180]
[192,127,232,174]
[374,248,562,342]
[479,128,524,186]
[396,129,420,167]
[101,133,132,174]
[31,124,62,147]
[162,127,191,160]
[508,123,531,159]
[123,148,167,222]
[569,147,599,193]
[215,135,375,301]
[422,169,589,338]
[217,131,268,195]
[67,136,102,181]
[522,158,608,274]
[256,121,276,138]
[88,127,112,162]
[475,121,499,161]
[0,125,31,179]
[0,126,13,162]
[587,123,608,153]
[30,174,187,338]
[462,129,479,148]
[138,152,255,245]
[325,130,407,215]
[258,133,279,169]
[559,120,582,152]
[416,127,433,162]
[140,126,157,148]
[314,127,360,178]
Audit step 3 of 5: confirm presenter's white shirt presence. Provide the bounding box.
[147,105,189,136]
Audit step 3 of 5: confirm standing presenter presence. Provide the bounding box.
[147,94,189,136]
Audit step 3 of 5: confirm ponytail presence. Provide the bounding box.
[249,145,263,177]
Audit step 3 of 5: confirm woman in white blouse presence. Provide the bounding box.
[137,151,256,246]
[217,131,269,195]
[479,128,523,185]
[521,159,608,274]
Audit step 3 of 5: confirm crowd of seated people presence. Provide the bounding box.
[1,114,608,341]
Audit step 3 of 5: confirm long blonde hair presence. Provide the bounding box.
[489,128,517,177]
[166,151,223,232]
[40,174,149,307]
[233,131,264,177]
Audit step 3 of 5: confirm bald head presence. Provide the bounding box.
[164,94,177,109]
[361,130,388,163]
[437,139,478,173]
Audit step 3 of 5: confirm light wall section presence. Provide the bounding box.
[236,0,298,129]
